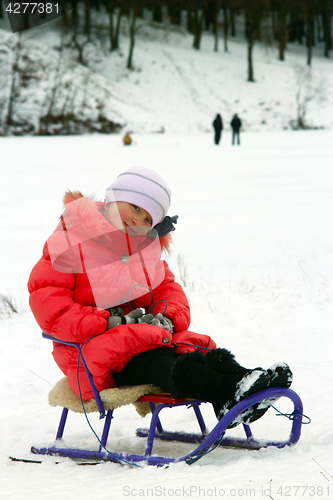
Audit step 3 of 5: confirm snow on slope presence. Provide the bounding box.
[96,27,333,133]
[0,16,332,135]
[0,130,332,499]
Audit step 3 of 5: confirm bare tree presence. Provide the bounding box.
[305,0,317,65]
[108,0,123,51]
[272,0,289,61]
[242,0,269,82]
[292,64,327,129]
[221,0,230,52]
[191,0,209,50]
[124,0,148,69]
[127,5,139,69]
[5,34,23,133]
[167,0,182,25]
[1,33,47,135]
[0,41,11,132]
[85,0,91,36]
[321,0,332,57]
[70,0,79,30]
[229,2,237,36]
[211,0,221,52]
[39,32,67,134]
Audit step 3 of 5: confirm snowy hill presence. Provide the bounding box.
[95,26,333,133]
[0,17,332,135]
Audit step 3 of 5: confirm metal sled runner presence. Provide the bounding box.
[31,334,304,466]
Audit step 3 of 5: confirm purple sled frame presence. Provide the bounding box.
[31,334,303,466]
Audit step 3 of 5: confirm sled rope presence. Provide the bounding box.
[272,405,311,424]
[76,338,142,467]
[185,432,225,465]
[126,283,168,316]
[172,342,213,351]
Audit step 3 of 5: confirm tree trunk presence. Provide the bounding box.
[169,3,181,25]
[277,11,287,61]
[244,1,267,82]
[223,6,228,52]
[213,0,219,52]
[289,13,304,44]
[59,0,68,24]
[72,1,78,30]
[187,9,194,34]
[317,13,323,41]
[115,7,122,47]
[85,0,91,36]
[108,1,119,51]
[192,9,200,48]
[307,11,314,65]
[46,54,62,118]
[307,37,312,65]
[152,4,162,23]
[193,8,206,50]
[6,35,22,132]
[230,6,236,36]
[322,8,332,58]
[271,9,278,40]
[127,8,137,69]
[296,88,306,129]
[247,40,254,82]
[40,37,66,135]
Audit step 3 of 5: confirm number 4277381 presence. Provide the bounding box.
[6,3,59,15]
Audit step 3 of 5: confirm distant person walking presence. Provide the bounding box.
[230,114,242,145]
[212,114,223,145]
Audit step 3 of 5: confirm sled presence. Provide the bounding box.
[30,333,304,466]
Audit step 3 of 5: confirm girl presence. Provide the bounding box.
[28,166,292,426]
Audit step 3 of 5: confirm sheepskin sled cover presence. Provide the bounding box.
[48,377,162,417]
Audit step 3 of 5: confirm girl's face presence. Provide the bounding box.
[105,202,152,235]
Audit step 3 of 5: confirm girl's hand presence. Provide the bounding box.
[107,308,153,329]
[149,313,174,334]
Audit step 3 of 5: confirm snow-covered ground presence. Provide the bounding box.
[0,129,332,499]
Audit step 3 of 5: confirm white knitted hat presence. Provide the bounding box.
[105,167,171,227]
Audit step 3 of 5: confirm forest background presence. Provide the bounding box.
[0,0,332,137]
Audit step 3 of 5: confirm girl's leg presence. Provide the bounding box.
[113,348,178,392]
[169,351,270,422]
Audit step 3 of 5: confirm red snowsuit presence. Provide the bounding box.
[28,192,216,400]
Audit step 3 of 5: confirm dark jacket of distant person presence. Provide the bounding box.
[213,114,223,132]
[213,114,223,145]
[230,114,242,131]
